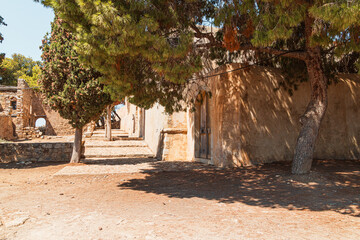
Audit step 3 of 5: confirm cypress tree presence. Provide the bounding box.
[39,17,112,163]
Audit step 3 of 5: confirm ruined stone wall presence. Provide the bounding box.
[21,82,33,129]
[0,142,73,163]
[31,92,74,136]
[0,89,17,115]
[0,116,15,140]
[0,80,73,139]
[0,84,24,138]
[188,64,360,167]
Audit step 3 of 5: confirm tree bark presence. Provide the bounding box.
[292,47,328,174]
[70,127,82,163]
[105,105,112,141]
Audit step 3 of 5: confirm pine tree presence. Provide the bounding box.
[37,0,213,113]
[39,17,112,163]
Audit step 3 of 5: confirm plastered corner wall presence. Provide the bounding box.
[190,64,360,167]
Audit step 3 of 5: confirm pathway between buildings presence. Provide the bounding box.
[55,129,214,176]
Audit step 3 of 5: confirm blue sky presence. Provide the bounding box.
[0,0,54,61]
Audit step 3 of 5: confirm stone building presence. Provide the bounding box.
[120,64,360,167]
[0,79,73,140]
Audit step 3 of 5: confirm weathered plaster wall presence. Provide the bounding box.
[188,64,360,167]
[117,101,189,161]
[146,107,188,161]
[0,142,73,163]
[143,103,168,156]
[116,99,143,137]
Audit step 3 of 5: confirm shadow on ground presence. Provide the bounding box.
[0,161,67,169]
[118,160,360,217]
[0,158,157,169]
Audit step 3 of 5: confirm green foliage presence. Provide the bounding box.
[213,0,359,91]
[39,0,217,113]
[39,17,112,129]
[0,54,41,86]
[0,15,6,44]
[20,65,41,88]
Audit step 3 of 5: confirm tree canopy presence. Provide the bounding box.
[212,0,360,174]
[0,54,41,87]
[40,0,360,173]
[38,0,219,113]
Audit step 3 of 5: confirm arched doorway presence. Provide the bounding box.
[35,117,46,127]
[195,92,212,159]
[35,117,47,134]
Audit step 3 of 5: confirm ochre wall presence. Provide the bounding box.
[188,64,360,167]
[0,116,15,140]
[31,92,74,136]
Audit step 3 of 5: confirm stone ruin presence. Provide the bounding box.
[0,79,73,140]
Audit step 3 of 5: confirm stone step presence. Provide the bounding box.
[83,146,154,158]
[88,134,128,138]
[81,157,157,165]
[85,140,148,148]
[92,130,127,134]
[88,136,143,141]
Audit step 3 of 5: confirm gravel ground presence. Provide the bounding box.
[0,159,359,240]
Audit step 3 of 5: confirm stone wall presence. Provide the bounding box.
[187,64,360,167]
[0,115,15,140]
[0,79,74,139]
[0,142,73,163]
[31,92,74,136]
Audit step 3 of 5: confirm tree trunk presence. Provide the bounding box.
[105,105,112,141]
[70,127,83,163]
[292,47,328,174]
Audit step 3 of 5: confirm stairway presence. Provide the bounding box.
[83,129,155,159]
[88,129,143,141]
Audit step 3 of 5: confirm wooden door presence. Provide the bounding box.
[199,93,211,159]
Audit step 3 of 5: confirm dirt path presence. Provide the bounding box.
[0,160,359,239]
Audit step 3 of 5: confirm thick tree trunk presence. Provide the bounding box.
[292,47,328,174]
[70,128,83,163]
[105,105,112,141]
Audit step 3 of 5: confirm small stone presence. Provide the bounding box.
[2,212,30,228]
[98,227,103,231]
[59,193,64,195]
